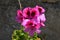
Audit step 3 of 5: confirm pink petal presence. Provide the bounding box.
[23,7,31,18]
[16,16,24,23]
[40,22,45,26]
[21,19,30,27]
[16,10,24,23]
[30,8,39,18]
[24,28,30,32]
[37,16,41,23]
[39,7,45,13]
[35,23,41,29]
[29,29,35,36]
[40,14,46,22]
[36,30,41,34]
[36,5,45,13]
[17,10,22,16]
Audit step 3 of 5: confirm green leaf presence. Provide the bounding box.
[12,29,39,40]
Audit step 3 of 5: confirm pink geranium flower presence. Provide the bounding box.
[30,8,39,19]
[23,7,39,19]
[23,7,31,19]
[37,14,46,26]
[22,20,41,36]
[37,14,46,22]
[16,10,24,23]
[36,5,45,14]
[16,5,46,36]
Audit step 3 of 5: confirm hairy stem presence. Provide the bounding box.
[18,0,22,10]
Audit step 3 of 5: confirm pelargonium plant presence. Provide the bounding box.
[12,5,46,40]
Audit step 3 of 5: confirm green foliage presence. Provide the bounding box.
[12,30,38,40]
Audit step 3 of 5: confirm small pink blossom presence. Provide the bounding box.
[16,10,24,23]
[36,5,45,14]
[17,10,22,16]
[30,8,39,19]
[38,14,46,22]
[22,20,41,36]
[37,14,46,26]
[23,7,31,19]
[23,7,39,19]
[21,19,30,27]
[40,22,45,26]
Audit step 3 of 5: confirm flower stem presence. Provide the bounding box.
[18,0,22,10]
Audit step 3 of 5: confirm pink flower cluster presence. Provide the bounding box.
[16,5,46,36]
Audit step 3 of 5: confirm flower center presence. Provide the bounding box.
[29,24,36,30]
[31,11,35,17]
[31,26,35,30]
[38,8,42,13]
[29,23,33,26]
[20,13,22,16]
[27,10,30,16]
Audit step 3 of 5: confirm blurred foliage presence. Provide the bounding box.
[12,29,41,40]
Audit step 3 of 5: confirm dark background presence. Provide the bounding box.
[0,0,60,40]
